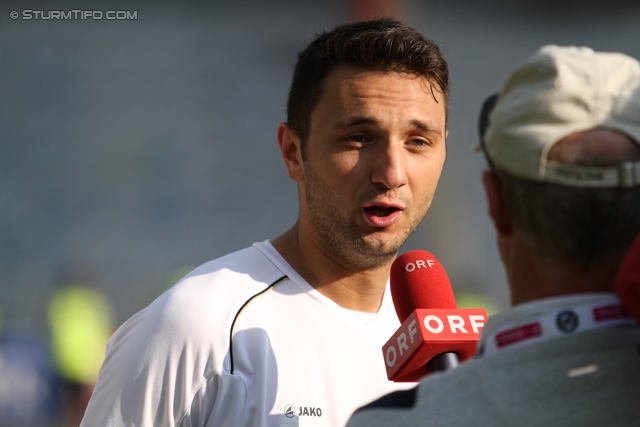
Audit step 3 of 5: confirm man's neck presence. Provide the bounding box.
[270,221,392,313]
[505,233,618,306]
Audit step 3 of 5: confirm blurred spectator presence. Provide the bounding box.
[0,327,62,426]
[47,284,113,425]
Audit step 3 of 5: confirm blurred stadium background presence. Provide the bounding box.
[0,0,639,424]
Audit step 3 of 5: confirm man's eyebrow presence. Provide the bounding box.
[410,119,442,135]
[333,116,378,129]
[333,117,442,135]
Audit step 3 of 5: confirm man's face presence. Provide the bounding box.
[296,65,447,270]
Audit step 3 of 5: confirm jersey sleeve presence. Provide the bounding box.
[80,279,246,426]
[80,245,286,426]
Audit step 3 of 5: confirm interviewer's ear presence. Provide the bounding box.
[482,171,512,236]
[277,122,304,182]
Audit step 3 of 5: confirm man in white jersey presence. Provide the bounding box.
[81,19,450,427]
[348,45,640,426]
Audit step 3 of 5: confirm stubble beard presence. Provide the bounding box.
[303,162,434,271]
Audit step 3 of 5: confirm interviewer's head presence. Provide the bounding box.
[478,45,640,303]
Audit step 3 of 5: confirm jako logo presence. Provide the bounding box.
[298,406,323,417]
[284,405,295,418]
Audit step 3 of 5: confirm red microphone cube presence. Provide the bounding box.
[382,308,488,382]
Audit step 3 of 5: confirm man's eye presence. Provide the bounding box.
[410,139,430,147]
[344,135,369,144]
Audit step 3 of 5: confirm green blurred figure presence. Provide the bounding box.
[48,284,113,426]
[455,291,499,316]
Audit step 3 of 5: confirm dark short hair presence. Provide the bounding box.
[287,18,449,147]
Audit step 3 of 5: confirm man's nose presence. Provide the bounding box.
[370,142,408,189]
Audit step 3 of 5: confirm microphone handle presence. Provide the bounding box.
[426,352,459,373]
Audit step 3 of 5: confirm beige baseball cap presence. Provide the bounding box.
[481,45,640,188]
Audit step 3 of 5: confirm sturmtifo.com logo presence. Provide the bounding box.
[10,9,138,20]
[284,405,295,418]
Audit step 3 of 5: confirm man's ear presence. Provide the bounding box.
[482,171,513,236]
[277,122,304,182]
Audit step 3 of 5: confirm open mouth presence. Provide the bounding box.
[363,205,401,217]
[362,205,403,227]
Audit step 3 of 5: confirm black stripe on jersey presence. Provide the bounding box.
[229,275,288,375]
[354,386,418,412]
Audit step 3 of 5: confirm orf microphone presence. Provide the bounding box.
[383,250,488,382]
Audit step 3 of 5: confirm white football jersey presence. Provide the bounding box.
[81,241,413,427]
